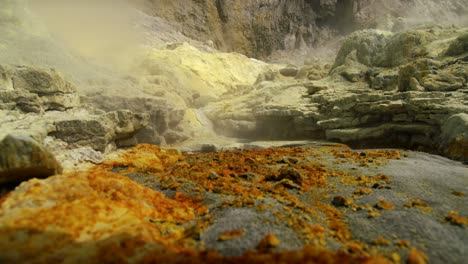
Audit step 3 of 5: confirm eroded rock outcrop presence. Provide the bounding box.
[0,65,80,113]
[204,26,468,160]
[0,64,162,171]
[51,110,149,152]
[316,26,468,157]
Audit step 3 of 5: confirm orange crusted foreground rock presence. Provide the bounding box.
[105,144,182,173]
[0,166,392,263]
[139,246,393,264]
[0,170,197,263]
[256,233,281,251]
[407,248,428,264]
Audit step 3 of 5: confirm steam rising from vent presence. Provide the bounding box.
[28,0,145,71]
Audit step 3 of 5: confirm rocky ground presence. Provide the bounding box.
[1,144,466,263]
[0,1,467,263]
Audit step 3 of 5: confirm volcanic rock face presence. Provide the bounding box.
[132,0,468,58]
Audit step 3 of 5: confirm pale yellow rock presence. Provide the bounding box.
[141,43,268,107]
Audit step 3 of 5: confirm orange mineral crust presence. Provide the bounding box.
[0,170,201,261]
[0,144,415,263]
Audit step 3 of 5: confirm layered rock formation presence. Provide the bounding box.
[204,26,468,160]
[0,65,154,172]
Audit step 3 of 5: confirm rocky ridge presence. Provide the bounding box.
[131,0,468,59]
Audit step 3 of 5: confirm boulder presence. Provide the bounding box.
[41,93,81,111]
[445,32,468,56]
[333,28,452,70]
[422,71,465,92]
[13,92,43,113]
[52,118,111,152]
[0,111,49,144]
[0,134,62,184]
[51,110,149,152]
[0,65,14,90]
[87,96,184,132]
[279,66,298,77]
[330,50,369,82]
[332,30,391,69]
[440,113,468,161]
[0,90,43,113]
[378,29,435,67]
[398,58,443,92]
[371,70,399,90]
[103,110,149,140]
[295,64,328,80]
[12,67,76,95]
[0,65,80,113]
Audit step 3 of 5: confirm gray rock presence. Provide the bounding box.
[398,58,442,92]
[0,134,62,184]
[0,90,43,113]
[331,50,369,82]
[408,77,425,91]
[134,127,166,146]
[371,70,399,90]
[445,32,468,56]
[0,65,80,113]
[51,110,149,152]
[440,113,468,161]
[378,29,435,67]
[15,93,43,113]
[0,65,14,90]
[41,94,81,111]
[52,118,111,152]
[279,66,298,77]
[304,82,328,95]
[332,30,391,69]
[318,117,359,129]
[13,67,76,95]
[422,72,465,92]
[86,95,181,143]
[0,110,49,144]
[104,110,149,140]
[295,64,327,80]
[326,123,436,142]
[163,130,189,145]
